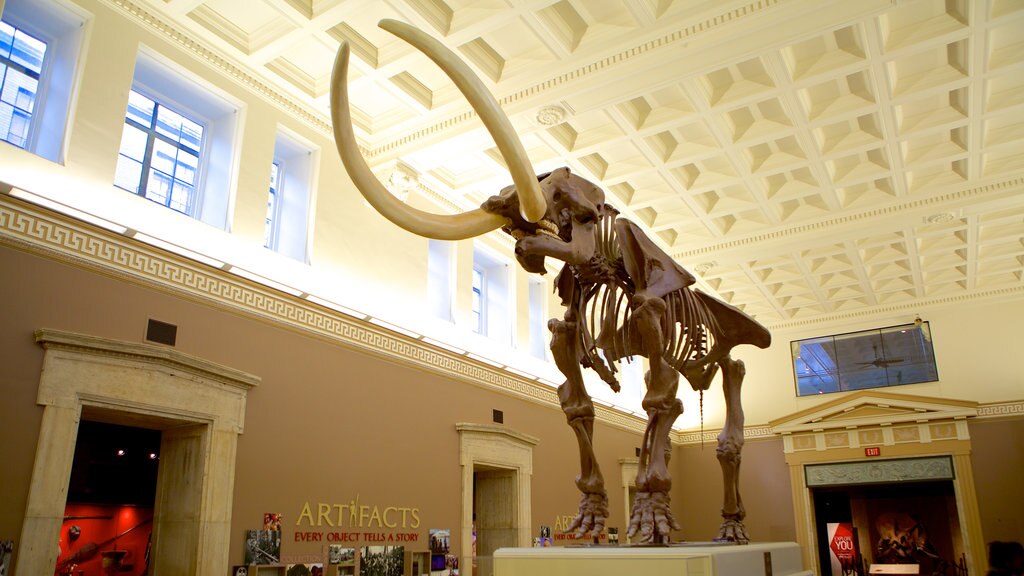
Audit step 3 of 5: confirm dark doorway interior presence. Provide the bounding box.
[57,421,161,576]
[813,481,963,576]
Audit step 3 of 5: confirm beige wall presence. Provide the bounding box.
[672,437,796,543]
[0,245,642,567]
[968,418,1024,544]
[700,299,1024,431]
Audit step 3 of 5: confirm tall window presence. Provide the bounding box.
[265,162,281,248]
[0,20,47,148]
[0,0,86,163]
[528,278,547,359]
[428,240,454,322]
[263,129,315,260]
[114,90,204,215]
[472,248,511,342]
[115,50,239,229]
[472,267,485,334]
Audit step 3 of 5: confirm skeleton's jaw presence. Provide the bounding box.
[509,218,560,241]
[514,217,595,271]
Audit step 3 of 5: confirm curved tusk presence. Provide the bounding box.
[379,19,547,224]
[330,42,505,240]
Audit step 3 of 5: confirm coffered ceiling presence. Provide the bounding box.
[124,0,1024,330]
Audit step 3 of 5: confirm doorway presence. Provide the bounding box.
[456,423,537,576]
[473,467,517,576]
[17,329,258,576]
[57,421,160,576]
[812,481,964,576]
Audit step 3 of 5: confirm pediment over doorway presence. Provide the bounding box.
[769,390,978,434]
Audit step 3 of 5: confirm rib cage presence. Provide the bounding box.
[574,210,723,387]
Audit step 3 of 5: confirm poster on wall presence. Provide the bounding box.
[0,540,13,576]
[827,522,860,576]
[429,529,450,554]
[361,545,404,576]
[244,529,281,565]
[285,563,323,576]
[328,546,355,575]
[264,513,282,531]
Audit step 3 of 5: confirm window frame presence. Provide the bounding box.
[114,47,241,229]
[265,159,283,249]
[0,20,48,149]
[0,0,87,163]
[265,127,315,260]
[114,87,208,216]
[472,265,486,335]
[791,321,939,396]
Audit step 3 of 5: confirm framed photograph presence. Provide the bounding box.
[244,529,281,565]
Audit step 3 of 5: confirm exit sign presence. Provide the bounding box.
[865,447,881,457]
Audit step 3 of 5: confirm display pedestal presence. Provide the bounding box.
[494,541,812,576]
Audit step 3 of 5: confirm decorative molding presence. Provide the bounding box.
[535,105,566,126]
[100,0,784,164]
[977,400,1024,418]
[455,422,539,447]
[804,456,954,487]
[672,424,774,446]
[761,285,1024,331]
[35,328,260,391]
[103,0,335,136]
[5,199,1019,447]
[369,0,782,159]
[674,176,1024,263]
[0,197,648,437]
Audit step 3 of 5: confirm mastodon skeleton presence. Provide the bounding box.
[330,19,771,544]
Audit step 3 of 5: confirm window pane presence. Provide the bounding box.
[10,29,46,74]
[793,337,838,395]
[145,169,172,206]
[4,105,30,147]
[174,149,198,186]
[118,124,148,162]
[1,67,38,112]
[113,155,143,193]
[155,105,183,142]
[126,90,155,127]
[116,87,206,217]
[150,139,177,175]
[179,117,202,153]
[0,22,14,59]
[169,181,192,214]
[0,101,16,146]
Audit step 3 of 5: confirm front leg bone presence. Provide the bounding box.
[550,317,608,538]
[626,295,683,544]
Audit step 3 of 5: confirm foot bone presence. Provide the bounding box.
[627,491,680,544]
[565,492,609,539]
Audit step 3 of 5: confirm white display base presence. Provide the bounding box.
[494,541,812,576]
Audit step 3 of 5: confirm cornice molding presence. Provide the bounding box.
[102,0,783,164]
[35,327,261,390]
[673,176,1024,263]
[762,284,1024,331]
[368,0,783,160]
[977,400,1024,419]
[103,0,336,136]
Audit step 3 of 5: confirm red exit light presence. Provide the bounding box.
[865,447,881,457]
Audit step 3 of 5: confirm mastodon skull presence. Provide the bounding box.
[481,167,607,274]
